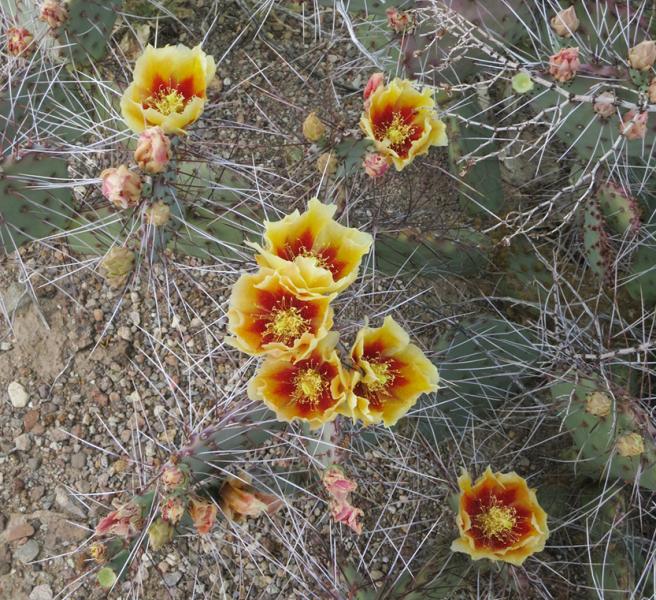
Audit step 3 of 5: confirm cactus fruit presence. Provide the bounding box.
[0,152,73,253]
[597,183,641,237]
[551,374,656,491]
[582,196,613,280]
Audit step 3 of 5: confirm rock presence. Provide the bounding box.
[23,409,39,432]
[14,539,39,563]
[29,486,45,502]
[163,571,182,587]
[54,486,86,519]
[4,518,35,542]
[117,326,132,341]
[8,382,29,408]
[14,433,31,452]
[29,585,53,600]
[71,453,86,469]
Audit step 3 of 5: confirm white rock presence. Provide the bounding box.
[14,433,31,452]
[30,584,53,600]
[8,381,28,408]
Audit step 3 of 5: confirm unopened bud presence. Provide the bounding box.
[317,152,337,175]
[39,0,68,29]
[363,153,389,178]
[146,201,171,227]
[628,40,656,71]
[548,47,580,83]
[148,518,174,550]
[585,391,612,417]
[302,112,326,142]
[593,92,615,120]
[550,7,579,37]
[620,110,648,140]
[100,165,141,210]
[101,247,135,288]
[386,8,415,34]
[134,126,171,174]
[7,27,34,57]
[363,72,384,102]
[616,432,644,457]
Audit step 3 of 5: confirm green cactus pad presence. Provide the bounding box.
[597,183,641,237]
[625,244,656,306]
[582,195,612,280]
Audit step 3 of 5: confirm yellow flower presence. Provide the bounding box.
[120,44,216,134]
[360,78,447,171]
[250,198,373,294]
[349,316,438,426]
[227,268,334,360]
[248,332,350,428]
[451,467,549,566]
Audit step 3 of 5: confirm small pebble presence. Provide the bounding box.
[8,381,28,408]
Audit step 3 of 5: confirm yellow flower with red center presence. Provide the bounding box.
[349,316,438,426]
[250,199,373,295]
[121,44,216,135]
[360,78,447,171]
[451,467,549,566]
[227,268,334,360]
[248,333,350,428]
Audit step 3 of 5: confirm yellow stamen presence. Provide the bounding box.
[381,112,415,147]
[265,306,308,344]
[476,501,517,541]
[146,89,186,115]
[293,368,325,406]
[368,360,394,391]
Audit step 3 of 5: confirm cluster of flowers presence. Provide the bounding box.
[227,198,439,429]
[6,0,68,57]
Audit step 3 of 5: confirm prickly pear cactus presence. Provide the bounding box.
[625,243,656,306]
[0,152,73,252]
[551,374,656,491]
[597,182,641,237]
[582,195,612,280]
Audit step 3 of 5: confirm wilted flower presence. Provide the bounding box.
[317,152,337,175]
[616,432,644,457]
[161,497,186,525]
[101,247,135,288]
[386,8,415,34]
[121,44,216,134]
[585,391,612,417]
[628,40,656,71]
[363,152,389,178]
[363,72,384,103]
[227,268,334,359]
[249,198,373,294]
[145,201,171,226]
[548,47,580,82]
[148,518,173,550]
[593,92,616,120]
[188,497,217,535]
[7,27,33,57]
[220,475,283,522]
[350,316,439,427]
[100,165,141,210]
[451,467,549,566]
[248,333,350,428]
[95,501,143,538]
[88,542,107,564]
[302,112,326,142]
[360,78,447,171]
[511,72,534,94]
[550,6,579,37]
[322,465,363,534]
[134,126,171,173]
[161,463,188,489]
[39,0,68,28]
[620,110,648,140]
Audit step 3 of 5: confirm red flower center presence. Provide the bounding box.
[276,228,347,279]
[372,107,423,158]
[144,75,196,114]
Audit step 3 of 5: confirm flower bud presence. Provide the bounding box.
[145,201,171,227]
[649,78,656,104]
[386,8,415,34]
[302,112,326,142]
[593,91,615,120]
[188,496,217,535]
[134,126,171,174]
[161,463,187,489]
[317,152,337,175]
[148,518,174,550]
[101,247,135,289]
[550,7,579,37]
[628,40,656,71]
[363,153,389,178]
[7,27,34,57]
[548,47,580,83]
[363,72,384,102]
[585,391,612,417]
[511,71,534,94]
[161,497,186,525]
[620,110,648,140]
[220,476,282,522]
[100,165,141,210]
[39,0,68,29]
[616,432,644,457]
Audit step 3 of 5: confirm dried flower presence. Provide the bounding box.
[316,152,337,175]
[7,27,34,57]
[363,72,384,103]
[101,247,135,288]
[593,92,616,120]
[548,47,580,83]
[322,465,363,534]
[100,165,142,210]
[620,110,648,140]
[550,7,579,37]
[161,497,186,525]
[386,8,415,34]
[363,153,389,178]
[148,518,173,550]
[616,432,644,457]
[451,467,549,566]
[121,44,216,134]
[188,496,217,535]
[134,126,171,173]
[145,201,171,226]
[628,40,656,71]
[585,391,612,417]
[302,112,326,142]
[88,542,107,564]
[95,501,143,538]
[220,475,283,522]
[161,463,187,489]
[39,0,68,29]
[511,72,534,94]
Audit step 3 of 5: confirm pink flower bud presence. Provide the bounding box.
[550,7,579,37]
[548,47,580,83]
[39,0,68,29]
[134,126,171,174]
[100,165,141,210]
[322,465,363,535]
[363,73,385,102]
[7,27,34,57]
[188,496,217,535]
[386,8,415,34]
[593,92,615,120]
[363,153,389,178]
[628,40,656,71]
[95,501,143,538]
[620,110,648,140]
